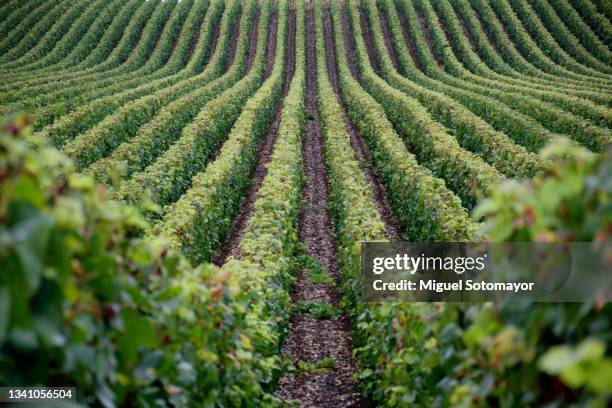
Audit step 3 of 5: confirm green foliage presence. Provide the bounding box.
[0,0,45,43]
[384,0,573,153]
[116,0,271,209]
[317,3,612,406]
[0,0,609,406]
[545,0,612,63]
[484,0,605,82]
[152,0,280,263]
[567,0,612,54]
[347,0,505,209]
[392,0,612,152]
[45,1,130,70]
[0,116,283,406]
[540,338,612,394]
[88,0,249,184]
[2,0,115,72]
[301,256,334,285]
[59,0,224,170]
[327,1,476,241]
[428,0,612,109]
[344,138,610,407]
[0,1,91,71]
[365,0,546,180]
[457,143,612,406]
[0,0,183,129]
[475,140,611,242]
[211,0,305,386]
[38,0,225,149]
[505,0,608,78]
[525,0,612,72]
[0,0,56,57]
[290,357,337,375]
[292,302,340,320]
[1,1,68,64]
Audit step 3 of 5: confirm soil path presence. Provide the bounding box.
[457,14,478,51]
[214,9,295,265]
[274,9,367,408]
[396,4,423,71]
[264,12,279,78]
[245,8,262,73]
[203,16,222,66]
[376,8,400,70]
[358,9,380,72]
[224,7,243,71]
[476,12,502,54]
[187,6,206,60]
[341,8,360,77]
[415,7,443,68]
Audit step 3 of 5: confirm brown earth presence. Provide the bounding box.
[275,8,367,408]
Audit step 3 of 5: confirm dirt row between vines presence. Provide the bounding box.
[264,12,280,78]
[275,9,367,408]
[415,7,443,68]
[245,8,262,74]
[202,14,222,66]
[186,8,206,60]
[224,6,243,72]
[358,9,380,73]
[377,8,400,71]
[169,5,186,58]
[215,9,294,264]
[396,3,423,71]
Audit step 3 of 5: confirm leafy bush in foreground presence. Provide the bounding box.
[0,116,277,406]
[452,142,612,407]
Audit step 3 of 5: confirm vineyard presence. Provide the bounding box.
[0,0,611,406]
